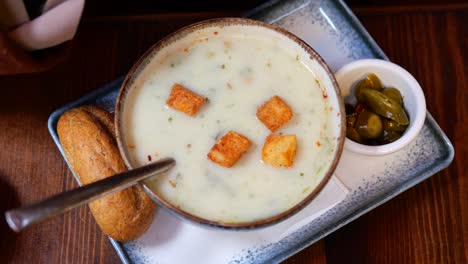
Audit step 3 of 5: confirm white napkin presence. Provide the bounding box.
[126,176,349,264]
[263,176,349,241]
[8,0,84,51]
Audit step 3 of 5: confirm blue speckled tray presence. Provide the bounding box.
[48,0,454,263]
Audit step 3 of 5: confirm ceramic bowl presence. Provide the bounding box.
[335,59,426,156]
[115,18,345,229]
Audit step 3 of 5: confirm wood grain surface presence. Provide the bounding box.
[0,1,466,263]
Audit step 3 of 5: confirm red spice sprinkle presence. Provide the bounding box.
[355,103,366,114]
[316,141,322,147]
[183,47,189,53]
[214,31,218,35]
[147,155,152,161]
[322,90,328,99]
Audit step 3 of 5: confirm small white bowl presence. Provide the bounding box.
[335,59,426,155]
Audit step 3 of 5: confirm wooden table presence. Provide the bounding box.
[0,1,466,263]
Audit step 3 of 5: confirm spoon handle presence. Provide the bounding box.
[5,158,175,232]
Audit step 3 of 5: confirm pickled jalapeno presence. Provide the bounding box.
[361,88,409,125]
[355,110,383,139]
[344,73,409,145]
[355,73,383,102]
[382,87,403,105]
[379,130,402,144]
[382,119,408,132]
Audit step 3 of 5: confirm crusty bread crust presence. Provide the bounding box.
[57,106,156,242]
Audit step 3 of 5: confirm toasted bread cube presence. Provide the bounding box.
[166,84,206,116]
[208,131,251,167]
[257,96,293,132]
[262,134,297,168]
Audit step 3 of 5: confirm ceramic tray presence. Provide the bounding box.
[48,0,454,263]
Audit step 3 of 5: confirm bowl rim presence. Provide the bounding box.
[335,58,426,156]
[114,17,346,229]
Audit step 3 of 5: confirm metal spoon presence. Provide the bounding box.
[5,157,175,232]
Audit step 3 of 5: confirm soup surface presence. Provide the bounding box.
[122,24,341,223]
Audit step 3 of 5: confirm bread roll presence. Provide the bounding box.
[57,105,156,242]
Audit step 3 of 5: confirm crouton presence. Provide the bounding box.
[256,95,293,132]
[262,134,297,168]
[166,84,206,116]
[208,131,251,167]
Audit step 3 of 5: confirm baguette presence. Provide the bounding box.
[57,105,156,242]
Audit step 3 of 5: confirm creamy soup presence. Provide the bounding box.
[121,24,342,223]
